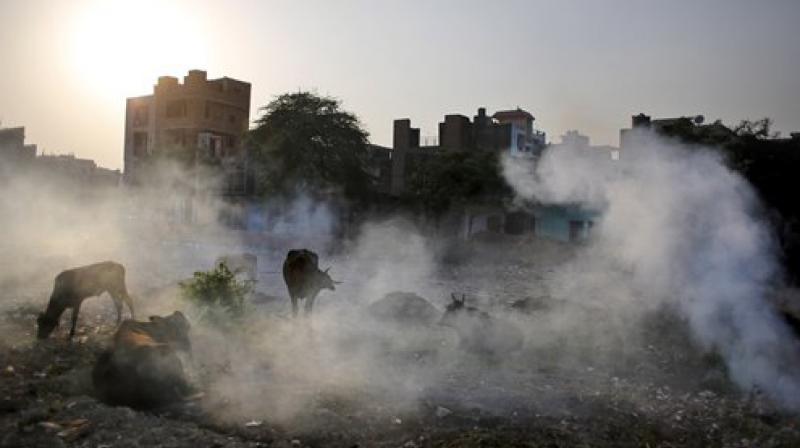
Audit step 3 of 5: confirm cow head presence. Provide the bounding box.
[317,267,340,292]
[438,293,468,327]
[148,311,192,353]
[36,313,58,339]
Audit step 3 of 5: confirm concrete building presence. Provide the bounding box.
[0,126,37,178]
[36,153,121,188]
[619,113,736,150]
[388,107,546,196]
[124,70,251,194]
[551,130,620,161]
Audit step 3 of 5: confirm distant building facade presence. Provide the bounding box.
[619,113,737,150]
[387,107,546,196]
[124,70,252,195]
[0,126,37,177]
[550,130,619,161]
[0,125,120,187]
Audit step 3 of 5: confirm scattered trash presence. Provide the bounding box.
[37,421,62,432]
[56,419,91,441]
[435,406,452,418]
[244,420,263,427]
[393,417,402,425]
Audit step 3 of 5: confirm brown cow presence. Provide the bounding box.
[37,261,136,340]
[92,311,193,409]
[282,249,338,317]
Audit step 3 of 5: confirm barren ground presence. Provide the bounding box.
[1,237,799,448]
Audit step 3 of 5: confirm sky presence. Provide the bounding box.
[1,0,799,170]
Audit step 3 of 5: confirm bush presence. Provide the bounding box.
[180,263,253,328]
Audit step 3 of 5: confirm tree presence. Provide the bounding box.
[248,92,373,201]
[404,149,511,219]
[733,118,779,140]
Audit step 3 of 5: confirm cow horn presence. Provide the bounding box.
[324,267,330,274]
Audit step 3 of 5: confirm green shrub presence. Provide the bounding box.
[180,263,253,328]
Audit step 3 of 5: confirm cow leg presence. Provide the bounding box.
[291,296,299,318]
[304,295,316,317]
[69,304,81,340]
[108,290,134,322]
[110,288,135,321]
[111,295,124,324]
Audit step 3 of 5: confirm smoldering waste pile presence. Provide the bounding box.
[1,133,800,447]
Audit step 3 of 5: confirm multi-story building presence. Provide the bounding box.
[387,107,546,196]
[551,130,619,161]
[123,70,251,194]
[619,113,736,150]
[0,126,37,178]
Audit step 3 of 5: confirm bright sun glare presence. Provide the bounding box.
[70,1,208,101]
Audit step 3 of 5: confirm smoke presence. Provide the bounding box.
[188,216,457,424]
[502,129,800,409]
[5,128,800,428]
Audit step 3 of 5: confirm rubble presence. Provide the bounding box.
[1,243,799,447]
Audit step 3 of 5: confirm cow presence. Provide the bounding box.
[92,311,193,409]
[37,261,136,340]
[439,293,524,357]
[282,249,338,317]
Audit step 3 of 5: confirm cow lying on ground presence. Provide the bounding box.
[92,311,193,409]
[37,261,136,340]
[283,249,339,317]
[439,294,524,357]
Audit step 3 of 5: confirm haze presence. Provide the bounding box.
[1,0,799,170]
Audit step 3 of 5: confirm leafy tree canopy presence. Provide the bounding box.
[404,149,511,217]
[248,92,372,201]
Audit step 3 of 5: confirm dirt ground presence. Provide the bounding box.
[2,238,800,448]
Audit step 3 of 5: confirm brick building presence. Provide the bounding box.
[123,70,251,194]
[0,126,37,178]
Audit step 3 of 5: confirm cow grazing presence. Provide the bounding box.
[37,261,136,340]
[282,249,338,317]
[92,311,193,409]
[439,294,524,357]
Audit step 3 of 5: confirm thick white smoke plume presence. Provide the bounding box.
[502,130,800,409]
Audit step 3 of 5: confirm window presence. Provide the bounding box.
[166,100,187,118]
[133,106,149,126]
[132,132,147,157]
